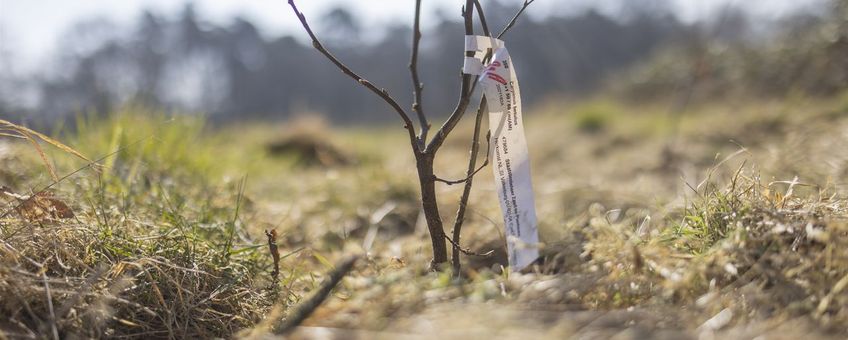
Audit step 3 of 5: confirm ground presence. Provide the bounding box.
[2,95,848,339]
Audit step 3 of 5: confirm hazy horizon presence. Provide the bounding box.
[0,0,825,73]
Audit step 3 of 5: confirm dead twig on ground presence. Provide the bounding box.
[272,255,359,335]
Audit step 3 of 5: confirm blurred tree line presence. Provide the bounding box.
[0,0,841,125]
[0,1,693,124]
[616,0,847,102]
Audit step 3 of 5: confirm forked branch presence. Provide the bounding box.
[286,0,418,148]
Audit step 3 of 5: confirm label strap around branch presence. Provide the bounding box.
[462,35,504,75]
[465,35,540,271]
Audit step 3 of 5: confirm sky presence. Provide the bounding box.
[0,0,825,73]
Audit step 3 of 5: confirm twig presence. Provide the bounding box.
[498,0,535,39]
[434,164,487,186]
[409,0,428,146]
[445,234,493,257]
[286,0,418,150]
[265,230,281,283]
[273,255,359,335]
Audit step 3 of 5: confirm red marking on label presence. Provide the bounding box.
[487,73,507,85]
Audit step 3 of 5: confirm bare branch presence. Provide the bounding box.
[449,99,490,273]
[445,234,494,257]
[433,161,487,186]
[498,0,535,39]
[265,229,280,283]
[409,0,428,147]
[473,0,492,37]
[286,0,418,149]
[425,0,477,154]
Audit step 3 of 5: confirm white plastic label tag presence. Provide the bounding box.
[473,38,540,271]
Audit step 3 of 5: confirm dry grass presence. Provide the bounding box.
[0,114,276,338]
[0,119,94,182]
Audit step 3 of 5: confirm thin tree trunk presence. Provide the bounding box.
[416,154,448,267]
